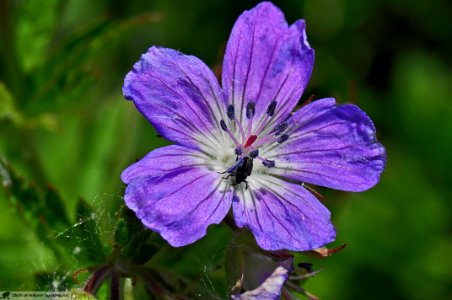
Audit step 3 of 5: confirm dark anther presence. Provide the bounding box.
[263,159,276,168]
[235,147,243,160]
[249,149,259,158]
[246,101,256,119]
[267,100,277,116]
[273,122,288,135]
[277,134,289,143]
[227,105,235,120]
[220,120,228,131]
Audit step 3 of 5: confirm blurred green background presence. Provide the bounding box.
[1,0,451,299]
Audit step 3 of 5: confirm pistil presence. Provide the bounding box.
[220,120,241,147]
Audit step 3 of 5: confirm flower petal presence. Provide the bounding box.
[232,266,289,300]
[267,98,386,192]
[123,47,226,149]
[242,252,293,292]
[122,145,233,247]
[222,2,314,126]
[232,175,336,251]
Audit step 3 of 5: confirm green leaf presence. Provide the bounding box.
[148,225,231,298]
[114,207,158,265]
[0,159,108,266]
[26,12,163,115]
[0,159,69,260]
[34,270,73,291]
[14,0,65,72]
[1,158,43,222]
[0,81,59,130]
[60,198,107,264]
[0,82,23,124]
[43,186,71,230]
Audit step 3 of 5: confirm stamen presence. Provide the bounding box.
[251,130,289,148]
[273,122,288,135]
[253,114,270,136]
[219,119,240,146]
[266,100,277,116]
[227,105,235,120]
[246,101,256,136]
[246,102,256,119]
[251,135,277,148]
[221,100,283,176]
[244,135,258,148]
[233,116,246,142]
[249,149,259,158]
[220,120,228,131]
[277,134,289,144]
[256,156,276,168]
[262,159,276,168]
[253,100,277,136]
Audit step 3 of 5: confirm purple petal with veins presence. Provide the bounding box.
[122,2,386,250]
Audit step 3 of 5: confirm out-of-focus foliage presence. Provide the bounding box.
[1,0,451,299]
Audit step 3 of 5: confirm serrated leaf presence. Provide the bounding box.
[114,207,158,265]
[1,158,43,221]
[43,186,71,229]
[1,160,111,266]
[64,198,106,264]
[0,159,69,260]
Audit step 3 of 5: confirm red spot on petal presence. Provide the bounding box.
[244,135,257,148]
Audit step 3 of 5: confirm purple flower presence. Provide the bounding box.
[229,245,293,300]
[121,2,386,251]
[231,266,289,300]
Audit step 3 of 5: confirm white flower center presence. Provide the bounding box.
[203,100,291,188]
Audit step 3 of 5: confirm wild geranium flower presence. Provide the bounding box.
[231,266,290,300]
[121,2,386,251]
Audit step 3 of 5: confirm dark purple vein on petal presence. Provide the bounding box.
[257,188,302,245]
[206,181,231,221]
[148,76,220,147]
[264,145,361,159]
[254,35,281,105]
[172,60,223,131]
[240,24,257,124]
[247,183,264,232]
[164,173,210,198]
[273,167,366,186]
